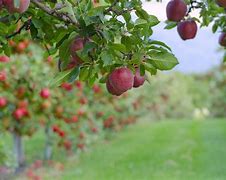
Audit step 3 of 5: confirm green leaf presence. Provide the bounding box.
[49,70,72,87]
[148,51,179,70]
[79,67,89,81]
[81,42,97,55]
[164,21,177,30]
[135,8,150,20]
[122,12,131,23]
[59,33,76,69]
[144,63,157,75]
[135,18,147,26]
[148,15,160,26]
[109,43,126,52]
[149,40,172,51]
[68,67,80,83]
[140,64,145,76]
[101,51,113,66]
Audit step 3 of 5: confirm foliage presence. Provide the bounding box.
[207,64,226,117]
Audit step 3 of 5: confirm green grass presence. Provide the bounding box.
[24,119,226,180]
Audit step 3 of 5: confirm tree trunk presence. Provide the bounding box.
[13,132,25,173]
[44,125,52,161]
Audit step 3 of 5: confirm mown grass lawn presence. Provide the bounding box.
[21,119,225,180]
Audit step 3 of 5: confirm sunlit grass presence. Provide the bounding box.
[16,119,226,180]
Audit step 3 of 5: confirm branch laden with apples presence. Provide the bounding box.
[0,0,225,96]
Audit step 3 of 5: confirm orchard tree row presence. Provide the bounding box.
[0,0,225,97]
[0,41,144,172]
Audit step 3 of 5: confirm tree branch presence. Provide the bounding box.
[30,0,78,26]
[6,19,32,39]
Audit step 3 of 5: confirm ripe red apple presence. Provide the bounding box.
[91,127,98,133]
[52,125,60,133]
[3,0,30,13]
[77,143,85,150]
[177,20,198,40]
[75,80,83,90]
[68,55,82,68]
[106,78,123,96]
[71,115,79,123]
[63,140,72,150]
[217,0,226,8]
[108,67,134,93]
[133,68,145,88]
[92,84,101,94]
[58,130,66,138]
[40,88,50,99]
[0,97,7,108]
[61,82,73,91]
[219,32,226,46]
[0,0,3,9]
[0,71,6,81]
[13,108,28,120]
[166,0,187,22]
[70,37,84,56]
[0,55,10,63]
[79,97,88,105]
[16,41,27,53]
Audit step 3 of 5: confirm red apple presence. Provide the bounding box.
[52,125,60,133]
[166,0,187,22]
[71,115,79,123]
[61,82,73,91]
[58,130,66,138]
[108,67,134,93]
[177,20,198,40]
[106,78,123,96]
[91,127,98,133]
[3,0,30,13]
[219,32,226,47]
[79,97,88,105]
[16,41,27,53]
[77,143,85,150]
[64,55,83,70]
[70,37,84,55]
[63,140,72,150]
[0,71,6,81]
[133,68,145,88]
[13,108,28,120]
[0,97,7,108]
[40,88,50,99]
[0,0,3,9]
[0,55,10,63]
[217,0,226,8]
[75,80,83,90]
[92,84,101,94]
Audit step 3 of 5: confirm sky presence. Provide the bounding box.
[142,0,223,73]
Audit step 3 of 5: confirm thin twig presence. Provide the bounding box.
[6,19,32,39]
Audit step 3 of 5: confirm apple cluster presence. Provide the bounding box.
[64,36,145,96]
[0,0,30,13]
[166,0,226,46]
[106,67,145,96]
[166,0,197,40]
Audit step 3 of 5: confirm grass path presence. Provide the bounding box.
[38,120,226,180]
